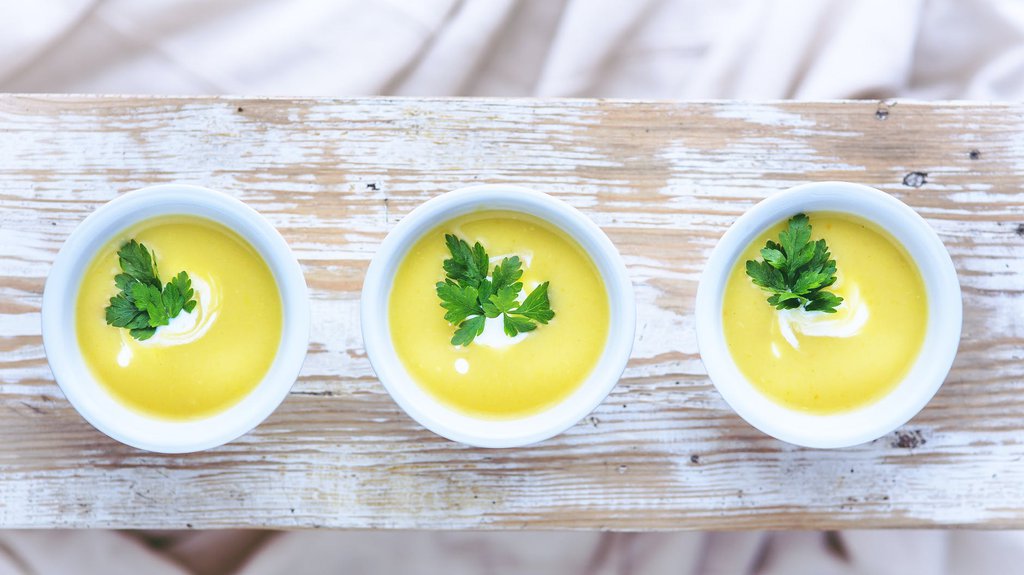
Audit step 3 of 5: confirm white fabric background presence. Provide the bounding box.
[2,0,1024,573]
[4,0,1024,98]
[5,529,1024,575]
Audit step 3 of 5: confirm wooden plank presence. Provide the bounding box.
[0,95,1021,529]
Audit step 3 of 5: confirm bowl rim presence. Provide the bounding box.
[360,184,636,448]
[41,184,310,453]
[695,181,962,448]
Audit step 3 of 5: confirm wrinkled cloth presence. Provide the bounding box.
[3,0,1024,98]
[4,530,1024,575]
[3,0,1024,574]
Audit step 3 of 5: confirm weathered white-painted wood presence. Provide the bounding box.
[0,95,1022,529]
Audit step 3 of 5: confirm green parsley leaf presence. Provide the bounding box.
[760,247,786,269]
[163,271,196,318]
[117,240,161,288]
[442,234,488,288]
[510,281,554,324]
[104,239,198,340]
[745,213,843,313]
[435,281,483,325]
[130,326,157,341]
[105,293,145,328]
[451,315,486,347]
[490,256,523,293]
[484,285,520,317]
[131,282,169,327]
[435,234,556,347]
[114,273,136,293]
[778,214,811,274]
[503,314,537,337]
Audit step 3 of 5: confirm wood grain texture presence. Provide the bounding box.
[0,95,1022,530]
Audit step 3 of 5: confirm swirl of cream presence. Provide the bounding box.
[116,274,220,367]
[776,280,869,353]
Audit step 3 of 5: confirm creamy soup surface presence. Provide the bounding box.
[389,210,610,419]
[76,216,282,420]
[723,212,928,414]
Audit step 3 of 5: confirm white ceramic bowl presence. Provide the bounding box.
[696,181,962,448]
[361,184,635,448]
[42,184,310,453]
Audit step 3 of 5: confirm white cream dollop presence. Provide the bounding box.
[116,274,220,367]
[473,314,529,349]
[775,281,869,354]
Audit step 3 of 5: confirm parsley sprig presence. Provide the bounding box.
[435,234,555,347]
[104,239,197,340]
[744,213,843,313]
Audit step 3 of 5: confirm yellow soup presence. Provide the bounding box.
[76,216,282,420]
[723,212,927,413]
[389,211,610,419]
